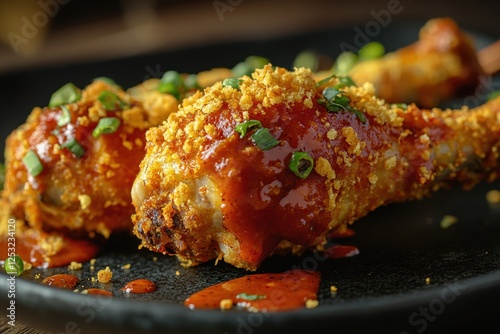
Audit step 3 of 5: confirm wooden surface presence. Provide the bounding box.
[1,0,500,333]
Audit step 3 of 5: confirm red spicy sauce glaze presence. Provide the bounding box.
[329,228,356,239]
[84,288,113,296]
[42,274,80,290]
[323,245,360,259]
[0,229,100,268]
[202,97,393,267]
[122,279,157,294]
[184,270,320,312]
[201,84,453,268]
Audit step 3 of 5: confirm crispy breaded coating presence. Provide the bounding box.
[132,65,500,270]
[317,17,484,108]
[0,80,168,240]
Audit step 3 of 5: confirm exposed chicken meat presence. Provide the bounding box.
[132,65,500,271]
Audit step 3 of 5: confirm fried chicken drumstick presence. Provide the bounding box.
[325,17,486,108]
[132,65,500,271]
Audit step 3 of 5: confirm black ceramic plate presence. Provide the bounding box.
[1,20,500,334]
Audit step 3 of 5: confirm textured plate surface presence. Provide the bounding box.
[1,20,500,334]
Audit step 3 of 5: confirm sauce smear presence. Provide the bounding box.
[122,279,157,294]
[329,228,356,239]
[42,274,79,290]
[184,269,320,312]
[84,288,113,296]
[0,229,100,268]
[324,245,360,259]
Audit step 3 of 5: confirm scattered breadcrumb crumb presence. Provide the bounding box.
[425,277,431,285]
[90,259,97,265]
[23,261,32,271]
[91,277,96,282]
[35,273,41,279]
[68,261,82,270]
[486,190,500,204]
[305,299,319,309]
[77,194,92,210]
[220,299,233,310]
[440,215,458,229]
[121,264,131,270]
[153,257,158,262]
[175,270,180,276]
[330,285,338,293]
[97,266,113,283]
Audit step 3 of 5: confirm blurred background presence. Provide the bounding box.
[1,0,499,75]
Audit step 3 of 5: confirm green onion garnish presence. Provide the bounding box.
[319,87,366,123]
[98,91,129,111]
[293,50,318,71]
[0,162,5,190]
[334,76,357,89]
[4,255,24,277]
[333,52,358,76]
[158,71,184,99]
[93,76,120,88]
[61,138,85,158]
[235,120,262,138]
[92,117,121,138]
[488,91,500,101]
[236,293,267,301]
[245,56,270,70]
[358,41,385,61]
[251,128,279,150]
[232,55,270,78]
[222,78,240,90]
[57,106,71,127]
[289,152,314,179]
[49,83,81,107]
[23,150,43,177]
[184,74,200,90]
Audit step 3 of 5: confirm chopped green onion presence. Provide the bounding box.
[93,76,120,88]
[0,162,5,191]
[61,138,85,158]
[358,41,385,61]
[158,71,184,99]
[232,62,253,78]
[391,103,408,109]
[92,117,121,138]
[293,50,318,71]
[236,293,267,301]
[98,91,129,111]
[488,91,500,101]
[184,74,200,90]
[222,78,240,90]
[235,120,262,137]
[245,56,270,70]
[334,76,357,89]
[333,52,358,76]
[251,128,279,150]
[232,56,270,78]
[289,151,314,179]
[319,88,366,123]
[4,255,24,277]
[23,150,43,177]
[49,83,81,107]
[57,106,71,127]
[316,74,336,87]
